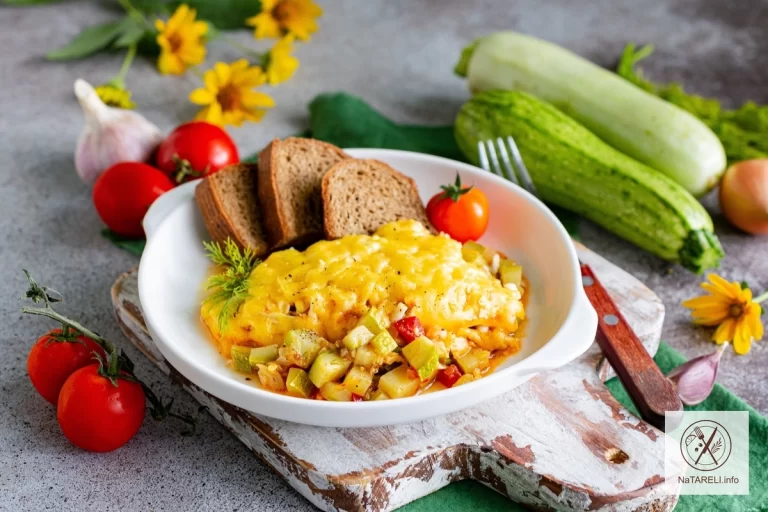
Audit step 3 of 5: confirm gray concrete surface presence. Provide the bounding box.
[1,1,766,510]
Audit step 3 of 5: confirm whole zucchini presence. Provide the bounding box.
[455,32,726,197]
[455,90,724,273]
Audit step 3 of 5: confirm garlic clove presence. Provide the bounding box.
[74,79,165,185]
[665,343,727,406]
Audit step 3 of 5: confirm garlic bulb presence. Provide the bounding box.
[74,79,164,185]
[666,343,727,406]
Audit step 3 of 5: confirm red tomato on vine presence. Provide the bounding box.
[156,122,239,183]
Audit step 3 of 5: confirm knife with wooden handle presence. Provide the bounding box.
[580,264,683,431]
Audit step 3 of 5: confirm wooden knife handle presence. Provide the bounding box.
[580,264,683,431]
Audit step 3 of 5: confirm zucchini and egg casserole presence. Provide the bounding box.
[201,219,525,401]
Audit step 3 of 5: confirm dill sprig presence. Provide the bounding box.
[203,239,260,331]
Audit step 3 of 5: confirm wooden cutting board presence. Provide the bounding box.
[111,243,680,511]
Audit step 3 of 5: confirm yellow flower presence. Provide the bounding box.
[94,84,135,109]
[155,4,208,75]
[246,0,322,41]
[188,60,275,127]
[683,274,765,355]
[264,35,299,85]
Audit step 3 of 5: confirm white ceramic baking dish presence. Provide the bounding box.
[138,148,597,427]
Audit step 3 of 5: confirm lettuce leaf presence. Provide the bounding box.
[617,43,768,164]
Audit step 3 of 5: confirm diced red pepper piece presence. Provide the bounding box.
[437,364,462,388]
[351,393,364,402]
[393,316,425,343]
[406,365,420,380]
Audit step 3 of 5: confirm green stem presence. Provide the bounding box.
[21,306,114,353]
[755,291,768,304]
[109,44,137,89]
[118,0,154,29]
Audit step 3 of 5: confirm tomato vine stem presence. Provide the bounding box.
[21,270,205,435]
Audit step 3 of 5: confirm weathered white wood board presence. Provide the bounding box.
[112,244,680,511]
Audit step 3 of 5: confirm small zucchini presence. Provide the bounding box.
[455,90,724,273]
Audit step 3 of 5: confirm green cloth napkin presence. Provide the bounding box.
[307,92,767,512]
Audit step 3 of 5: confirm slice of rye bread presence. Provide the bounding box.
[321,159,433,239]
[195,163,269,257]
[258,137,350,249]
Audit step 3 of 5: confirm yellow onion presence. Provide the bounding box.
[719,159,768,235]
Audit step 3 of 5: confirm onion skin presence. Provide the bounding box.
[719,159,768,235]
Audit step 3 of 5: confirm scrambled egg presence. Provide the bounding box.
[202,220,524,355]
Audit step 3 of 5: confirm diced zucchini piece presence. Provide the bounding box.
[402,336,439,381]
[230,346,252,373]
[456,348,491,374]
[378,364,420,399]
[282,329,323,368]
[342,325,375,350]
[308,350,351,388]
[371,330,398,356]
[249,345,279,366]
[256,364,285,391]
[499,260,523,287]
[354,345,384,368]
[320,382,353,401]
[371,390,389,400]
[357,310,384,335]
[286,368,313,398]
[453,374,475,387]
[462,241,496,264]
[344,366,373,396]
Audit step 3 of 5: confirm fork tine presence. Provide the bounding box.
[504,136,537,195]
[485,140,505,179]
[477,141,490,172]
[493,137,518,184]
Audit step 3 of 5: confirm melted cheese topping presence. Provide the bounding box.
[202,220,524,354]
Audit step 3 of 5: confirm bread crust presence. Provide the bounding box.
[258,137,349,249]
[194,163,268,257]
[321,159,433,239]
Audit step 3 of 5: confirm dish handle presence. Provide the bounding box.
[142,181,199,240]
[516,289,598,377]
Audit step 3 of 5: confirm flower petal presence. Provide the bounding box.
[248,12,282,39]
[202,102,223,126]
[157,51,185,75]
[745,305,764,341]
[203,69,220,92]
[712,318,736,344]
[189,88,215,105]
[702,274,741,300]
[732,319,752,355]
[240,91,275,109]
[214,62,232,85]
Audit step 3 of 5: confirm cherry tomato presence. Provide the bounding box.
[57,364,146,452]
[426,174,489,243]
[27,329,107,405]
[437,364,462,388]
[393,316,425,343]
[156,121,239,183]
[93,162,175,238]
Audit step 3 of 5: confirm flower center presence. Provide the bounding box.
[729,304,744,318]
[273,0,298,22]
[168,32,183,52]
[216,85,241,112]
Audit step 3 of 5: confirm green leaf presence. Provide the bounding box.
[175,0,262,30]
[112,18,147,48]
[101,229,145,256]
[47,19,127,61]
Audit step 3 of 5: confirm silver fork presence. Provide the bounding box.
[477,136,682,431]
[477,137,537,195]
